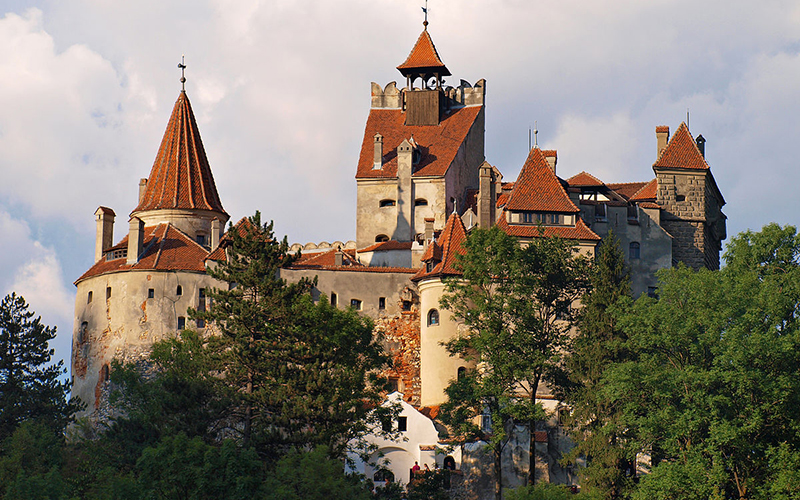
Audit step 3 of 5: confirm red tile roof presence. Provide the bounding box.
[292,248,360,268]
[606,181,647,200]
[358,241,415,253]
[133,92,228,217]
[505,148,578,213]
[355,106,482,179]
[638,202,660,209]
[630,178,657,201]
[413,212,467,281]
[76,223,209,283]
[397,29,450,77]
[653,122,709,170]
[496,217,600,241]
[567,171,605,187]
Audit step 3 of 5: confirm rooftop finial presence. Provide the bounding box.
[422,0,428,28]
[178,55,187,92]
[533,121,539,149]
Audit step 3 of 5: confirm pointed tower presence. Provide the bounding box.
[356,24,486,249]
[131,90,229,245]
[652,123,726,269]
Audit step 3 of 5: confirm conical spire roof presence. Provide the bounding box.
[505,148,578,213]
[133,92,227,216]
[397,29,451,77]
[653,122,710,170]
[412,212,467,281]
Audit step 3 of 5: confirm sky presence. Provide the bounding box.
[2,0,800,370]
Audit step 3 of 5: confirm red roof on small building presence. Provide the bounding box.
[397,29,450,77]
[567,171,605,188]
[653,122,709,170]
[413,212,467,281]
[355,106,482,179]
[505,148,578,213]
[133,92,227,217]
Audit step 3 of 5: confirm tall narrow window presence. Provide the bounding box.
[198,288,206,311]
[379,297,386,310]
[101,364,110,382]
[331,292,337,306]
[629,242,641,260]
[397,416,408,432]
[457,366,467,380]
[87,291,93,304]
[176,285,183,296]
[106,287,111,300]
[177,316,186,330]
[428,309,440,326]
[595,203,607,222]
[148,288,154,299]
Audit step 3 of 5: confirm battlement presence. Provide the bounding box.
[370,79,486,110]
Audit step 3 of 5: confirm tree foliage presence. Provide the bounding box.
[0,293,80,442]
[438,226,589,499]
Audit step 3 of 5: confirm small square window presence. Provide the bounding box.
[196,234,207,246]
[379,297,386,310]
[402,300,412,311]
[398,416,407,432]
[350,299,362,310]
[148,288,154,299]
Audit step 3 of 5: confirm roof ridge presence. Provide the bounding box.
[506,148,578,213]
[397,29,450,76]
[652,122,710,170]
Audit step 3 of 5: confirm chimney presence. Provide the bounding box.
[543,150,557,175]
[477,161,496,229]
[334,250,343,266]
[211,218,221,249]
[656,126,670,157]
[373,133,383,170]
[127,217,144,265]
[695,134,706,157]
[138,178,148,204]
[424,218,435,250]
[94,207,116,263]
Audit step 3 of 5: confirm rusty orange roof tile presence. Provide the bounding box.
[653,122,709,170]
[133,92,227,217]
[358,240,415,253]
[567,171,605,188]
[630,178,658,201]
[505,148,578,213]
[76,223,210,283]
[397,29,450,76]
[356,107,482,179]
[413,212,467,281]
[497,216,600,241]
[605,181,647,200]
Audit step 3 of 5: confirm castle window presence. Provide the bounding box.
[388,377,399,393]
[627,204,639,222]
[428,309,440,326]
[379,199,396,208]
[101,364,110,383]
[676,194,686,202]
[79,321,88,343]
[629,242,641,260]
[523,212,535,224]
[198,288,206,312]
[148,288,154,299]
[402,300,412,311]
[87,291,92,304]
[106,287,111,300]
[331,292,337,306]
[397,416,408,432]
[176,285,183,296]
[415,198,428,206]
[350,299,362,310]
[595,203,607,222]
[375,234,389,243]
[196,234,207,246]
[379,297,386,310]
[426,261,434,273]
[457,366,467,380]
[177,316,186,330]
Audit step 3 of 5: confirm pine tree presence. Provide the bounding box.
[560,231,634,499]
[192,212,391,459]
[0,293,80,441]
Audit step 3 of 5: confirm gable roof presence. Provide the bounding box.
[653,122,710,170]
[413,212,467,281]
[355,106,482,179]
[76,223,210,283]
[397,29,451,77]
[567,171,605,188]
[496,216,600,241]
[606,181,648,200]
[133,92,228,217]
[630,178,658,201]
[505,148,578,213]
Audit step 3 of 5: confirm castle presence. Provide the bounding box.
[71,21,726,492]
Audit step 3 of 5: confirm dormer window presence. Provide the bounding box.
[105,248,128,261]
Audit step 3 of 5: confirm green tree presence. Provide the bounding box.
[606,223,800,499]
[559,231,635,498]
[192,212,392,459]
[263,446,371,500]
[0,293,80,441]
[438,226,589,500]
[0,421,68,500]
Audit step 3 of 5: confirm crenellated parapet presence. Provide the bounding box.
[445,78,486,107]
[371,82,402,109]
[371,79,486,110]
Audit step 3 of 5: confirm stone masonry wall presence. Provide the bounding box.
[656,171,709,270]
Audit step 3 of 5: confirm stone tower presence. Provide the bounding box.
[653,123,726,270]
[355,25,486,249]
[71,88,229,418]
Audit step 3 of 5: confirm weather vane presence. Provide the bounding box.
[422,0,428,28]
[178,55,186,92]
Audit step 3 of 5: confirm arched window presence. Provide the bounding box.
[457,366,466,379]
[375,234,389,242]
[176,285,183,296]
[428,309,440,326]
[629,241,641,260]
[87,291,93,304]
[373,469,395,483]
[379,199,396,207]
[415,198,428,206]
[443,456,457,470]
